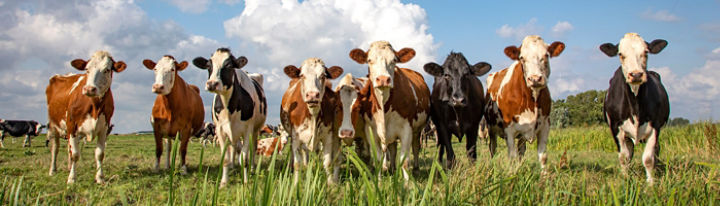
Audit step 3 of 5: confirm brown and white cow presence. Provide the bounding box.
[143,55,205,174]
[193,48,267,186]
[335,74,373,163]
[280,58,344,184]
[46,51,126,184]
[485,35,565,173]
[348,41,430,180]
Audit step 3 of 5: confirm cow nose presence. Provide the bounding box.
[630,72,644,79]
[375,76,392,87]
[206,81,219,91]
[306,91,321,101]
[339,129,354,139]
[528,76,544,87]
[82,86,97,95]
[152,84,164,93]
[452,97,466,106]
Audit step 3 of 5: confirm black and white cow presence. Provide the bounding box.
[0,119,45,148]
[194,122,217,147]
[600,33,669,184]
[424,52,491,167]
[193,48,267,186]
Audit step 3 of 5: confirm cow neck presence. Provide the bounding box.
[515,63,541,101]
[287,80,336,145]
[73,75,113,123]
[615,67,641,118]
[508,62,551,116]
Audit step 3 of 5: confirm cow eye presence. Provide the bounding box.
[519,56,524,61]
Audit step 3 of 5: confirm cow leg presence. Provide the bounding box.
[240,132,256,183]
[0,133,4,148]
[399,125,414,181]
[465,126,479,162]
[219,134,232,187]
[67,135,81,184]
[384,142,397,174]
[537,120,550,175]
[291,135,306,184]
[517,138,527,160]
[164,138,172,169]
[488,128,497,158]
[322,133,339,185]
[95,133,106,184]
[616,130,632,175]
[48,131,59,176]
[504,128,519,160]
[436,125,454,168]
[23,134,31,147]
[154,133,163,172]
[411,130,421,172]
[642,128,659,184]
[179,131,190,175]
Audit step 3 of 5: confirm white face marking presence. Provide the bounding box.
[84,51,114,97]
[618,33,649,87]
[367,41,397,89]
[299,58,328,105]
[208,51,231,92]
[518,36,551,89]
[70,76,85,95]
[152,56,177,95]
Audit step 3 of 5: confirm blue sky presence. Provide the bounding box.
[1,0,719,133]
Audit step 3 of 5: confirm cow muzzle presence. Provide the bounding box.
[527,75,546,88]
[339,129,355,139]
[305,91,321,107]
[451,97,466,107]
[374,76,392,88]
[206,81,221,92]
[152,84,165,94]
[627,71,646,84]
[82,86,99,97]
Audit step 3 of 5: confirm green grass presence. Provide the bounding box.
[0,123,718,205]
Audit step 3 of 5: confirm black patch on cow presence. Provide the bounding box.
[427,52,487,164]
[604,67,669,152]
[253,80,267,115]
[214,77,254,121]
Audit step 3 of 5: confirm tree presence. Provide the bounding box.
[667,117,690,127]
[551,90,607,127]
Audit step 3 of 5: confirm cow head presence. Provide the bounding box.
[143,56,189,95]
[335,74,366,139]
[284,58,343,114]
[504,35,564,89]
[70,51,126,98]
[192,48,248,94]
[424,52,491,107]
[350,41,415,104]
[35,122,45,136]
[600,33,667,87]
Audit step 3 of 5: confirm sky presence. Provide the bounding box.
[1,0,719,133]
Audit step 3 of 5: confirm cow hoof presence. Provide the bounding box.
[67,178,76,184]
[180,166,188,175]
[646,178,655,185]
[49,170,56,176]
[96,178,105,184]
[220,181,228,188]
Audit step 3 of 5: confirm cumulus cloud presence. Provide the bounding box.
[551,21,573,37]
[223,0,437,124]
[641,9,680,22]
[166,0,212,14]
[0,0,222,133]
[496,18,542,40]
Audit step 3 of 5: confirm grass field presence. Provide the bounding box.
[0,123,718,205]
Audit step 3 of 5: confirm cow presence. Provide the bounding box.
[280,58,344,184]
[193,48,267,186]
[255,136,288,157]
[195,122,217,147]
[348,41,430,180]
[424,52,492,167]
[0,119,44,148]
[485,35,565,174]
[599,33,669,184]
[45,51,126,184]
[143,55,205,174]
[335,74,375,164]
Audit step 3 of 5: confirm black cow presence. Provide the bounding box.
[0,119,45,148]
[600,33,669,184]
[194,122,216,146]
[424,52,491,167]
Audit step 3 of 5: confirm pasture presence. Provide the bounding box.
[0,123,718,205]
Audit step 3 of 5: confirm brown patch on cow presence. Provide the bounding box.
[504,46,521,60]
[548,42,566,57]
[486,63,552,127]
[349,49,368,64]
[46,74,114,138]
[256,137,282,157]
[384,67,430,122]
[281,80,340,129]
[395,48,416,63]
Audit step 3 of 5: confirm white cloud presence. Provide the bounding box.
[0,0,222,133]
[218,0,242,5]
[496,18,542,40]
[223,0,437,124]
[641,9,680,22]
[166,0,212,14]
[551,21,573,37]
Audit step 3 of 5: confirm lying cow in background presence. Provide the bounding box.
[600,33,669,184]
[0,119,44,148]
[485,35,565,174]
[193,48,267,186]
[195,122,216,147]
[424,52,491,167]
[280,58,344,184]
[46,51,126,184]
[144,55,205,174]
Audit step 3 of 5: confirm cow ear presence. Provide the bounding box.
[284,65,301,78]
[470,62,492,76]
[326,66,344,79]
[396,48,416,63]
[647,39,668,54]
[599,43,618,57]
[349,49,367,64]
[423,62,444,77]
[504,46,520,60]
[193,57,209,70]
[142,59,156,70]
[548,41,565,57]
[235,56,248,69]
[113,61,127,72]
[176,61,189,71]
[71,59,88,71]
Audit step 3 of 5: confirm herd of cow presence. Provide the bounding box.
[0,33,670,187]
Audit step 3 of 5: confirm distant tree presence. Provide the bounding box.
[551,90,607,127]
[667,117,690,127]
